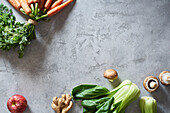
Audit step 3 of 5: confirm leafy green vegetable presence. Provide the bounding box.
[140,97,157,113]
[95,96,114,113]
[109,80,141,113]
[0,4,36,58]
[72,80,140,113]
[72,85,110,100]
[83,107,96,113]
[82,97,110,110]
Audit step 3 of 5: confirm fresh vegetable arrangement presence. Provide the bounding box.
[72,80,140,113]
[140,97,157,113]
[0,4,35,58]
[0,0,73,58]
[6,69,170,112]
[1,0,168,111]
[8,0,73,21]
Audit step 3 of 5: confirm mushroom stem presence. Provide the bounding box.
[149,81,157,88]
[109,79,114,82]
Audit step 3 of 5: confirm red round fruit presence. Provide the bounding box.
[7,94,27,113]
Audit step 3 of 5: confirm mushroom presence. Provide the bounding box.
[104,69,118,82]
[159,71,170,86]
[51,94,73,113]
[143,76,159,92]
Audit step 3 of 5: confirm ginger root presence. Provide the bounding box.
[51,94,73,113]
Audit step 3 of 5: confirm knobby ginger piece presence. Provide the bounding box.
[51,94,73,113]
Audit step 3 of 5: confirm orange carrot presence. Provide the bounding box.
[18,0,32,15]
[27,0,34,5]
[38,0,46,9]
[8,0,21,11]
[44,0,53,10]
[33,0,40,3]
[50,0,64,9]
[47,0,73,16]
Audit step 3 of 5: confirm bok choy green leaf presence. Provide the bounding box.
[72,80,140,113]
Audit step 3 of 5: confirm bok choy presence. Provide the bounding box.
[140,97,157,113]
[72,80,140,113]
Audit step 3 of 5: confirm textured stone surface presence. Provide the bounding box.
[0,0,170,113]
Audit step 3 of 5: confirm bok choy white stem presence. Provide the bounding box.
[140,96,157,113]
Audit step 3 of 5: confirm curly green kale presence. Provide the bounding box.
[0,4,36,58]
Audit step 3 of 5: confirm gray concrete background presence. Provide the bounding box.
[0,0,170,113]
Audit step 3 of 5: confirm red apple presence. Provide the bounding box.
[7,94,27,113]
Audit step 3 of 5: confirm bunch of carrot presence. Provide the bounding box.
[8,0,73,20]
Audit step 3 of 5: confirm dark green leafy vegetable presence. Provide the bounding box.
[82,97,110,109]
[83,107,96,113]
[0,4,36,58]
[72,85,110,100]
[72,80,140,113]
[95,96,114,113]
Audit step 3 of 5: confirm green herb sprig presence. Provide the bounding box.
[0,4,36,58]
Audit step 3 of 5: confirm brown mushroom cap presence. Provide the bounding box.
[104,69,118,80]
[159,71,170,86]
[143,76,159,92]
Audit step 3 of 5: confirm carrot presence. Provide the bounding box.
[47,0,73,16]
[18,0,32,15]
[44,0,53,10]
[8,0,21,11]
[27,0,34,5]
[38,0,46,9]
[33,0,40,3]
[50,0,64,9]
